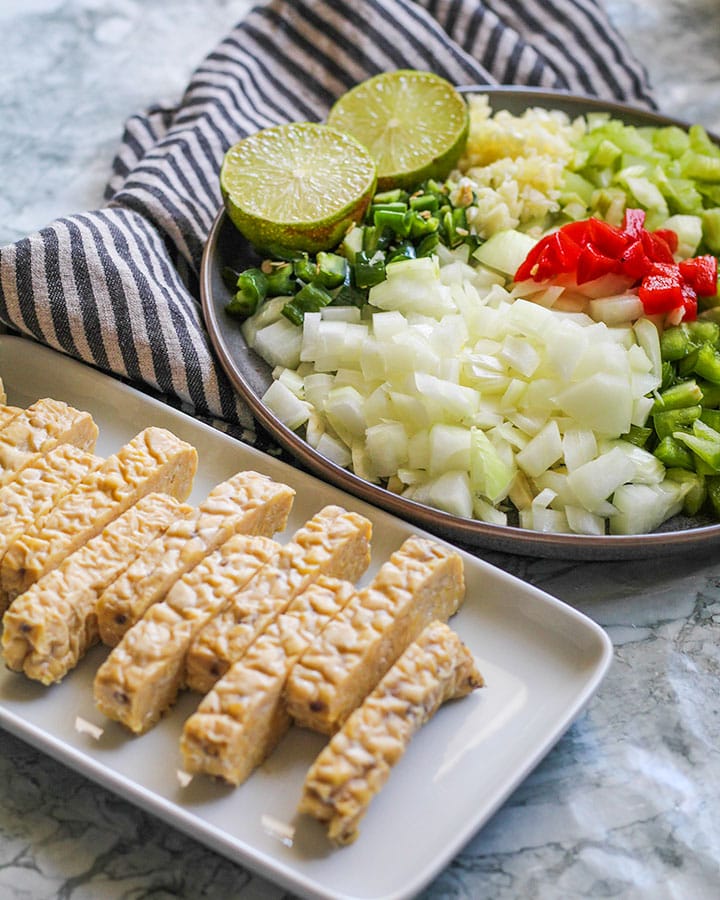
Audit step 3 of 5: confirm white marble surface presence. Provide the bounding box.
[604,0,720,135]
[1,1,720,898]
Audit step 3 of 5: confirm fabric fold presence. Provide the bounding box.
[0,0,655,446]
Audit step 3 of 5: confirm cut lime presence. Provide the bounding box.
[220,122,377,254]
[326,69,469,191]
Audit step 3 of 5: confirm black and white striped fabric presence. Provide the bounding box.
[0,0,655,448]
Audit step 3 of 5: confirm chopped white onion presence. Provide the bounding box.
[243,248,674,534]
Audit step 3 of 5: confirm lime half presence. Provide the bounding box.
[220,122,377,254]
[326,69,469,190]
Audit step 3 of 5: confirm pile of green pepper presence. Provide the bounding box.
[633,317,720,517]
[224,179,479,325]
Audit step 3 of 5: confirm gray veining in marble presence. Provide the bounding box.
[604,0,720,135]
[1,1,720,898]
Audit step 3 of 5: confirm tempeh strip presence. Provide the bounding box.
[2,492,189,684]
[180,576,357,786]
[299,620,483,845]
[0,444,103,612]
[97,470,295,646]
[0,405,22,429]
[285,536,465,735]
[184,505,372,694]
[0,398,98,487]
[93,533,278,734]
[0,426,198,604]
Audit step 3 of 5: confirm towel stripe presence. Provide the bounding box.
[64,218,112,368]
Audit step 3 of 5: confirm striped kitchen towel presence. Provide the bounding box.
[0,0,655,448]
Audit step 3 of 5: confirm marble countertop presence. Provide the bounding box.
[1,1,720,898]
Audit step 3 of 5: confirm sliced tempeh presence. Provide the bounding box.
[285,536,465,735]
[0,426,198,605]
[0,404,23,429]
[93,533,279,734]
[180,575,357,786]
[183,505,372,695]
[1,492,190,684]
[96,470,295,646]
[0,398,98,487]
[298,620,483,845]
[0,444,103,612]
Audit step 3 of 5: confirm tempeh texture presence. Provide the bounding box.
[183,505,372,695]
[180,575,357,786]
[1,492,188,684]
[0,398,98,487]
[285,536,465,735]
[0,404,22,429]
[93,533,278,734]
[298,620,483,845]
[0,426,198,605]
[97,470,295,646]
[0,444,103,612]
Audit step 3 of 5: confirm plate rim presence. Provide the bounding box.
[200,86,720,560]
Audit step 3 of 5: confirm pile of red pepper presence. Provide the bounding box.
[514,208,718,321]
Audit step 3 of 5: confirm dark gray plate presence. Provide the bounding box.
[200,87,720,560]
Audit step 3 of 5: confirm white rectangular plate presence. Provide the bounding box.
[0,335,612,900]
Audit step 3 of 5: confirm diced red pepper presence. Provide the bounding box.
[638,266,685,314]
[533,230,580,280]
[622,208,646,239]
[647,261,681,280]
[576,243,617,285]
[652,228,679,255]
[682,283,698,319]
[514,239,544,282]
[555,229,583,269]
[679,254,718,296]
[641,229,675,265]
[559,220,593,243]
[587,217,629,257]
[512,207,716,323]
[619,238,652,280]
